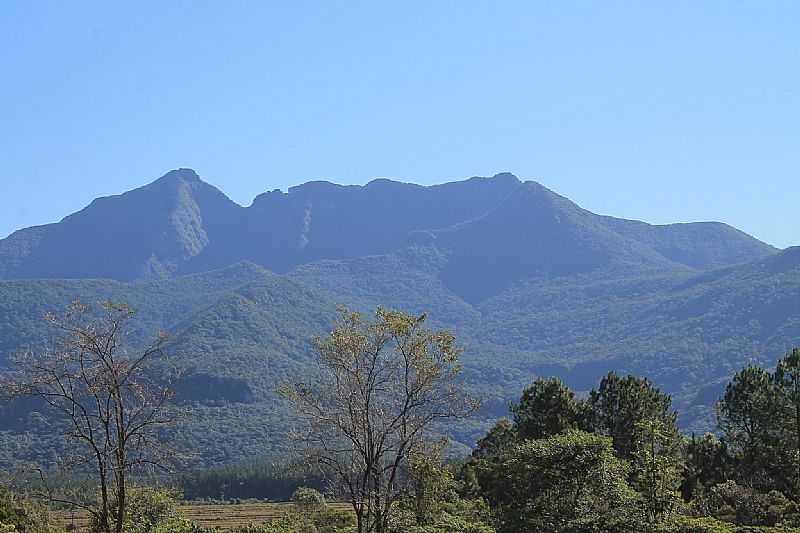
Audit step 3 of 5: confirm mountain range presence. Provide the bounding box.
[0,169,797,466]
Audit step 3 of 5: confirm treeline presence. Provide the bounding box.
[3,300,800,533]
[458,347,800,532]
[179,460,325,501]
[172,347,800,532]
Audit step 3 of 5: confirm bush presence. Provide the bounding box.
[0,488,22,531]
[655,516,735,533]
[223,507,355,533]
[0,488,57,533]
[655,514,800,533]
[290,487,326,511]
[691,481,800,527]
[91,486,195,533]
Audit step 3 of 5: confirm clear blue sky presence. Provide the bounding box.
[1,1,798,248]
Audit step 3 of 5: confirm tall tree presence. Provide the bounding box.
[632,418,682,524]
[716,365,782,491]
[585,372,678,459]
[472,419,516,460]
[281,307,476,533]
[774,347,800,497]
[680,433,732,501]
[1,301,178,533]
[511,377,580,441]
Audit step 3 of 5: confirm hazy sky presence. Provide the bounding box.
[1,1,798,248]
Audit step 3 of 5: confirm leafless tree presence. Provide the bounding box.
[0,301,179,533]
[281,307,477,533]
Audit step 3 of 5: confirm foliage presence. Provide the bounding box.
[774,348,800,498]
[717,366,782,491]
[281,307,476,533]
[632,418,683,523]
[1,301,178,533]
[654,515,737,533]
[388,452,495,533]
[290,487,326,511]
[681,433,734,501]
[0,488,58,533]
[689,481,800,527]
[487,430,641,533]
[179,460,325,501]
[0,488,23,530]
[100,486,197,533]
[1,241,799,468]
[471,419,515,460]
[718,349,800,498]
[511,377,581,440]
[585,372,679,459]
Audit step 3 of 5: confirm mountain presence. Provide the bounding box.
[0,169,795,467]
[0,169,775,297]
[0,170,525,281]
[0,169,241,280]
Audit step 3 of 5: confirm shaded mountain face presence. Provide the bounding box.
[0,169,240,281]
[0,169,777,304]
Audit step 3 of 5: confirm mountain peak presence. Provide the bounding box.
[152,168,202,185]
[0,169,778,284]
[492,171,520,182]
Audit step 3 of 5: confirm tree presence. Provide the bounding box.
[690,480,800,527]
[281,307,477,533]
[490,430,641,533]
[774,347,800,497]
[0,487,23,531]
[511,377,580,441]
[100,486,195,533]
[471,419,516,460]
[716,365,781,491]
[291,487,327,512]
[465,419,517,508]
[632,418,682,524]
[0,486,58,533]
[1,301,178,533]
[389,453,495,533]
[585,372,678,459]
[680,433,733,501]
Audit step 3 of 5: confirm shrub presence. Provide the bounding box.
[290,487,326,511]
[655,516,735,533]
[691,481,800,527]
[92,486,193,533]
[0,488,58,533]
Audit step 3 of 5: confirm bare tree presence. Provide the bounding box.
[0,301,179,533]
[281,307,477,533]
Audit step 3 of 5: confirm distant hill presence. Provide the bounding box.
[0,169,795,467]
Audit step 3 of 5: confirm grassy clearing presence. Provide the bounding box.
[59,501,352,531]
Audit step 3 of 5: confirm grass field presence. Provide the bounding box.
[60,501,352,531]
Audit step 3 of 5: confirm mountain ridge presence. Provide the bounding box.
[0,169,778,301]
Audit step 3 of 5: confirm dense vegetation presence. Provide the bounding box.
[460,350,800,532]
[1,243,798,467]
[5,345,800,532]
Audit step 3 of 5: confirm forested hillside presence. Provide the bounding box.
[0,170,797,468]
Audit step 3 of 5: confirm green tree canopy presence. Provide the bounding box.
[511,377,581,441]
[585,372,679,459]
[488,430,641,533]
